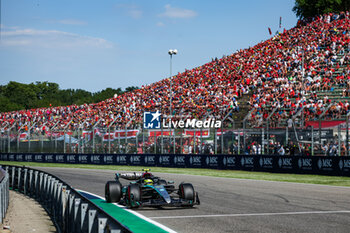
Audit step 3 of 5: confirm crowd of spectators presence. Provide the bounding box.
[246,11,350,128]
[0,12,350,139]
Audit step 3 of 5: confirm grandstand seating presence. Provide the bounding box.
[0,12,349,137]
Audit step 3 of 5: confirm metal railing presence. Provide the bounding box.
[0,165,132,233]
[0,168,9,224]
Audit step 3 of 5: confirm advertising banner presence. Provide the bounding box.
[0,153,348,176]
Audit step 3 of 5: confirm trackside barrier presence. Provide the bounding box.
[1,153,350,177]
[0,165,133,233]
[0,168,9,224]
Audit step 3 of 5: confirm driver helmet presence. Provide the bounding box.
[144,179,153,185]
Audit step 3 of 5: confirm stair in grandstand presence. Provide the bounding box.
[231,93,251,128]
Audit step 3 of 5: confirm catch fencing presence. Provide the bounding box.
[0,125,348,156]
[0,164,132,233]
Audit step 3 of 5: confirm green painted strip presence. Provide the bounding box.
[80,192,170,233]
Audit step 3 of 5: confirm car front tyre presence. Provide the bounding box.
[105,181,122,203]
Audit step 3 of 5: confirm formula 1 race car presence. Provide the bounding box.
[105,169,200,208]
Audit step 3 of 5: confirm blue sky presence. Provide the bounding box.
[0,0,298,92]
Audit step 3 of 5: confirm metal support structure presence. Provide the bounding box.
[40,122,47,153]
[92,119,101,154]
[311,126,314,156]
[0,169,9,224]
[168,49,177,117]
[63,121,72,154]
[7,125,15,153]
[50,121,59,153]
[286,126,288,147]
[266,107,278,154]
[193,130,196,154]
[237,131,240,155]
[200,128,203,154]
[214,128,217,155]
[161,123,164,154]
[0,122,9,153]
[6,129,9,153]
[221,124,224,154]
[173,129,176,154]
[17,126,24,153]
[125,117,135,154]
[28,122,36,153]
[142,127,145,154]
[318,104,335,146]
[154,131,157,154]
[107,118,117,154]
[180,129,183,154]
[347,112,350,156]
[79,119,88,154]
[220,110,233,155]
[242,109,254,153]
[338,124,341,157]
[118,132,121,154]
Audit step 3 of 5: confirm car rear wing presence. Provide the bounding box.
[117,172,142,180]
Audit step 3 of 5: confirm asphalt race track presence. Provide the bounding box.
[36,167,350,233]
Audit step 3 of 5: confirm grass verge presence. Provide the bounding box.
[1,161,350,187]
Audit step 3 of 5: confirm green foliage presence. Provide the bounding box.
[293,0,348,19]
[0,81,138,112]
[125,86,139,93]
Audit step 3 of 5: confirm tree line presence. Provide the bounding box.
[0,81,138,112]
[293,0,349,19]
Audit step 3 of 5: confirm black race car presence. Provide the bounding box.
[105,169,200,208]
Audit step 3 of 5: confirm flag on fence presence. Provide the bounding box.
[19,132,28,141]
[94,128,101,136]
[184,129,210,138]
[114,130,139,139]
[82,131,92,141]
[149,130,174,137]
[103,133,115,141]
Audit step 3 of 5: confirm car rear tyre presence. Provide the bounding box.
[127,184,141,208]
[179,183,195,201]
[105,181,122,203]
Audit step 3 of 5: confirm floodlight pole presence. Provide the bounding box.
[170,53,173,116]
[168,49,177,116]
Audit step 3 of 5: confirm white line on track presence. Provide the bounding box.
[149,210,350,219]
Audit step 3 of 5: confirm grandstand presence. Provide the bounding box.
[0,12,349,155]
